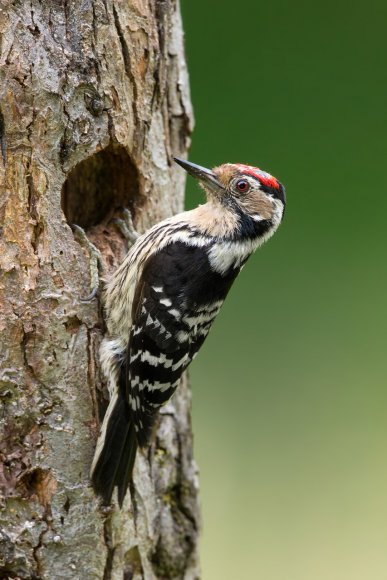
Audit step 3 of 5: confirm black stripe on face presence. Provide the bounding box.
[260,181,286,206]
[239,214,272,240]
[230,203,272,240]
[221,197,272,241]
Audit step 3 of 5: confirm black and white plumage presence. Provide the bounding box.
[91,158,286,505]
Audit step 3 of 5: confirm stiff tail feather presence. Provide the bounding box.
[90,389,137,506]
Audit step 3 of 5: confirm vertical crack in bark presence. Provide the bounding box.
[58,65,75,169]
[21,327,35,378]
[129,479,139,524]
[63,0,70,42]
[87,329,100,429]
[102,514,115,580]
[0,107,7,165]
[112,6,130,78]
[26,163,43,255]
[31,505,52,579]
[32,524,47,578]
[112,5,139,125]
[155,0,168,56]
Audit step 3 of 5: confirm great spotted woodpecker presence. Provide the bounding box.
[91,158,286,505]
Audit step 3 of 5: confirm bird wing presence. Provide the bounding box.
[125,239,238,447]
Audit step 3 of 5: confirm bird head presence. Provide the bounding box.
[174,158,286,228]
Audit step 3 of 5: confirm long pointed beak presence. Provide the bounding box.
[174,157,223,193]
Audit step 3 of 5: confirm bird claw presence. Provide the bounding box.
[112,208,139,246]
[79,286,99,303]
[72,224,103,302]
[72,209,138,302]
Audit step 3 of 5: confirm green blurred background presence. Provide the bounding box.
[180,0,387,578]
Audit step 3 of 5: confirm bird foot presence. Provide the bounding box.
[111,208,140,247]
[72,224,103,302]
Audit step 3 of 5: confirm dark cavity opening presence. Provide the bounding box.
[61,145,141,229]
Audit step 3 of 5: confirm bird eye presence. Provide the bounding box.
[235,179,250,193]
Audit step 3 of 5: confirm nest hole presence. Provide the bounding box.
[61,145,141,229]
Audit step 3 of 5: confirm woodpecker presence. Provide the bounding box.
[91,158,286,505]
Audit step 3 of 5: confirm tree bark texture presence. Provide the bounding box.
[0,1,199,578]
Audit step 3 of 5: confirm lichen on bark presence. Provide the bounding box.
[0,1,199,578]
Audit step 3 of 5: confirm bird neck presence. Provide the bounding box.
[188,200,239,238]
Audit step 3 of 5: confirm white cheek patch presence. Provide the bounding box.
[251,214,266,222]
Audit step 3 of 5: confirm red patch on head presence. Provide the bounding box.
[235,164,280,190]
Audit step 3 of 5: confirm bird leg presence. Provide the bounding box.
[111,208,140,246]
[72,224,103,302]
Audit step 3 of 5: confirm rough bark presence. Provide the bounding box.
[0,1,199,578]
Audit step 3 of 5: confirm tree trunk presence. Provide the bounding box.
[0,1,199,578]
